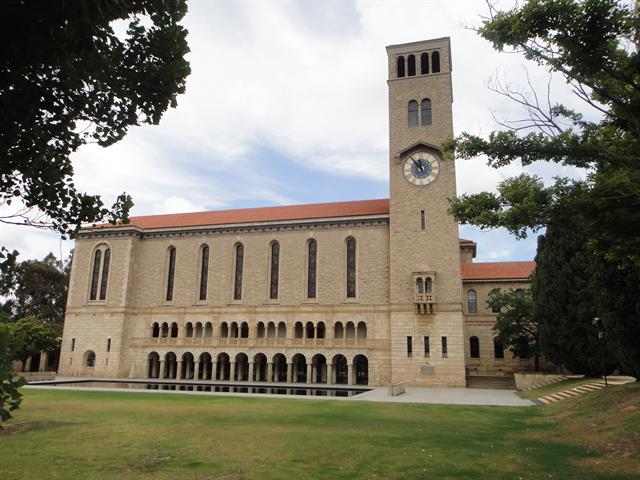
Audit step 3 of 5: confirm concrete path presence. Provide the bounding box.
[26,377,534,407]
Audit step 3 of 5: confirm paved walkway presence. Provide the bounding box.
[26,377,534,407]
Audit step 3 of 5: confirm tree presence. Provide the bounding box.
[5,317,63,364]
[532,213,618,375]
[488,287,541,370]
[0,253,70,324]
[0,323,26,427]
[444,0,640,267]
[444,0,640,378]
[0,0,191,251]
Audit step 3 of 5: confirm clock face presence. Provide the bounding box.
[402,151,440,186]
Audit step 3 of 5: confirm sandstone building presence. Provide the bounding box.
[59,38,536,387]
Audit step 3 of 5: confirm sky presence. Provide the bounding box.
[2,0,592,264]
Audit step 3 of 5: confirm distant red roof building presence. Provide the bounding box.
[461,261,535,281]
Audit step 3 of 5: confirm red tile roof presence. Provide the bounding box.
[105,198,391,230]
[461,261,535,281]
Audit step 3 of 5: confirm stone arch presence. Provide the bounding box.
[235,353,249,381]
[294,321,304,339]
[353,354,369,385]
[199,352,212,380]
[305,321,314,339]
[195,322,203,337]
[84,350,96,368]
[161,322,169,338]
[332,354,348,384]
[257,321,265,338]
[357,321,367,339]
[220,321,229,338]
[230,322,239,338]
[216,352,230,380]
[147,351,160,378]
[312,354,327,383]
[164,352,177,379]
[272,353,287,382]
[420,51,429,74]
[267,321,276,338]
[277,321,286,338]
[345,321,356,339]
[316,321,326,339]
[181,352,195,379]
[470,336,480,358]
[185,322,193,338]
[170,322,178,338]
[396,55,405,77]
[292,353,307,383]
[240,321,249,338]
[407,53,416,76]
[334,322,344,339]
[151,322,160,338]
[253,353,267,381]
[204,322,213,338]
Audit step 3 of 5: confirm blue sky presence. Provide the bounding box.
[2,0,592,263]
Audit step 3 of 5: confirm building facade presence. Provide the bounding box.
[59,38,536,387]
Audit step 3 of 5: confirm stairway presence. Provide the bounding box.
[466,375,516,390]
[536,377,635,404]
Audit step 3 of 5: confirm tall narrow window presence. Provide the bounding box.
[396,55,405,78]
[494,339,505,359]
[346,238,356,298]
[99,249,110,300]
[421,98,432,125]
[470,336,480,358]
[270,242,279,299]
[407,336,413,357]
[441,336,448,357]
[424,336,430,357]
[166,247,176,302]
[425,277,433,293]
[106,338,111,352]
[432,51,440,73]
[71,338,75,352]
[420,52,429,74]
[467,289,477,313]
[89,249,102,300]
[234,244,244,300]
[199,245,209,301]
[420,210,426,230]
[408,100,419,127]
[407,54,416,76]
[307,239,317,299]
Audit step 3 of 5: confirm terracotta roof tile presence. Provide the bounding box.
[461,261,535,281]
[115,198,390,230]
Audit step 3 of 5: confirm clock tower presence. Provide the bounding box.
[386,38,466,386]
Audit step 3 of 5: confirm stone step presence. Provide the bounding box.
[538,395,557,404]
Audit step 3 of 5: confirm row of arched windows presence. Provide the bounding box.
[408,98,432,127]
[469,336,505,359]
[150,320,367,340]
[163,237,357,303]
[396,51,441,78]
[89,246,111,301]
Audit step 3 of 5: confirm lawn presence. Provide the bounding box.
[1,385,638,480]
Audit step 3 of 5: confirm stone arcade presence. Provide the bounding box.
[59,38,536,387]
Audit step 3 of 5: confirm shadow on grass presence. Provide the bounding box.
[0,420,76,437]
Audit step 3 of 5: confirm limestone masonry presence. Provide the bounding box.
[59,38,537,387]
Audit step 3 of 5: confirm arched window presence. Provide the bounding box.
[334,322,344,339]
[408,100,419,127]
[416,278,424,293]
[270,241,279,300]
[306,321,314,339]
[230,322,239,338]
[467,289,477,313]
[294,321,304,339]
[185,322,193,338]
[307,239,317,299]
[199,245,209,301]
[407,54,416,76]
[99,249,110,300]
[316,321,325,339]
[257,322,265,338]
[161,322,169,338]
[195,322,203,337]
[234,244,244,300]
[240,322,249,338]
[204,322,212,337]
[220,322,228,338]
[357,321,367,339]
[170,322,178,338]
[431,51,440,73]
[494,339,505,359]
[420,52,429,74]
[267,322,276,338]
[151,322,159,338]
[166,247,176,302]
[277,321,286,338]
[89,249,102,300]
[421,98,432,125]
[346,238,356,298]
[396,55,405,78]
[470,336,480,358]
[425,277,433,293]
[85,351,96,367]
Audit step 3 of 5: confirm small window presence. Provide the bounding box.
[86,351,96,368]
[416,278,424,293]
[307,240,317,299]
[407,54,416,76]
[166,247,176,302]
[431,51,440,73]
[420,210,426,230]
[396,56,405,78]
[407,336,413,357]
[152,323,159,338]
[470,336,480,358]
[420,52,429,74]
[494,339,505,359]
[423,336,430,357]
[199,245,209,301]
[234,244,244,300]
[408,100,419,127]
[71,338,75,352]
[270,242,279,300]
[491,303,501,314]
[441,336,448,357]
[170,322,178,338]
[346,238,356,298]
[467,290,477,313]
[425,277,433,293]
[421,98,432,125]
[106,338,111,352]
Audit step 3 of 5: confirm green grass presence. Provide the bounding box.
[1,384,639,480]
[518,378,596,399]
